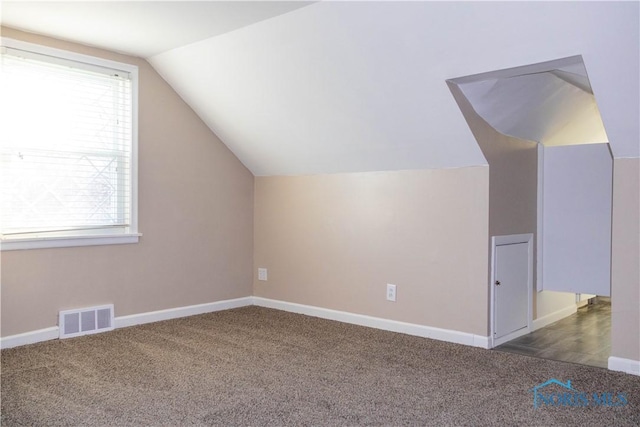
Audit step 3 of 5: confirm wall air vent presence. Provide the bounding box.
[59,304,114,339]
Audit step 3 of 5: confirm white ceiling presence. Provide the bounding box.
[451,56,608,147]
[459,73,608,147]
[0,1,315,57]
[2,1,638,176]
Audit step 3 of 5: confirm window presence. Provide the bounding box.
[0,38,139,250]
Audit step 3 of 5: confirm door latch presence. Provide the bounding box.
[495,280,501,286]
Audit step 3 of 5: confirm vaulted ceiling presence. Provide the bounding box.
[2,1,638,176]
[0,1,315,57]
[450,56,609,148]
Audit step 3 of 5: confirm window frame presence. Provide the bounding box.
[0,38,140,251]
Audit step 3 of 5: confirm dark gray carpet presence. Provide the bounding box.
[2,306,639,426]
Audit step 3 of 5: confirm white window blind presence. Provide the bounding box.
[0,39,138,249]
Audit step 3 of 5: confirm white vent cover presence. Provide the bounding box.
[59,304,114,339]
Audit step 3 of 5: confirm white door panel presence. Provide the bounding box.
[495,242,529,339]
[541,144,612,296]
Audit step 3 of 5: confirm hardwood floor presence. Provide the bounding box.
[495,298,611,369]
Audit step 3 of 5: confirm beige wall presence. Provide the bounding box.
[254,167,490,336]
[611,157,640,361]
[461,103,538,240]
[534,291,577,319]
[0,28,254,337]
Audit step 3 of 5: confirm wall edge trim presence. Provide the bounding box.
[114,297,253,329]
[608,356,640,376]
[0,327,59,349]
[0,296,253,349]
[252,296,491,349]
[532,304,577,331]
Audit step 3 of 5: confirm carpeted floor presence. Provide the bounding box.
[1,306,639,426]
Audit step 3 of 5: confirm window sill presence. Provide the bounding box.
[0,233,142,251]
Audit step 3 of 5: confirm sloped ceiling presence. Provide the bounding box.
[0,1,315,57]
[451,58,608,147]
[2,1,638,176]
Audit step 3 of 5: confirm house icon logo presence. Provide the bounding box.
[529,378,628,409]
[530,378,576,409]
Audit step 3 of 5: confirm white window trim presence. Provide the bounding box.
[0,37,140,251]
[1,233,143,251]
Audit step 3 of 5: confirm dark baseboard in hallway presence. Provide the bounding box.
[494,297,611,369]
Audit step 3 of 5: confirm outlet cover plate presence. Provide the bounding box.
[258,268,268,281]
[386,284,396,302]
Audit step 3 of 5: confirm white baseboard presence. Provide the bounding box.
[608,356,640,376]
[252,297,491,349]
[3,296,636,377]
[0,327,59,350]
[532,304,577,331]
[491,326,531,348]
[1,296,252,350]
[114,296,252,329]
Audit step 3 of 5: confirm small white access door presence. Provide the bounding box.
[492,235,532,344]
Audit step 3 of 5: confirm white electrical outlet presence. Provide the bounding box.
[386,284,396,302]
[258,268,268,281]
